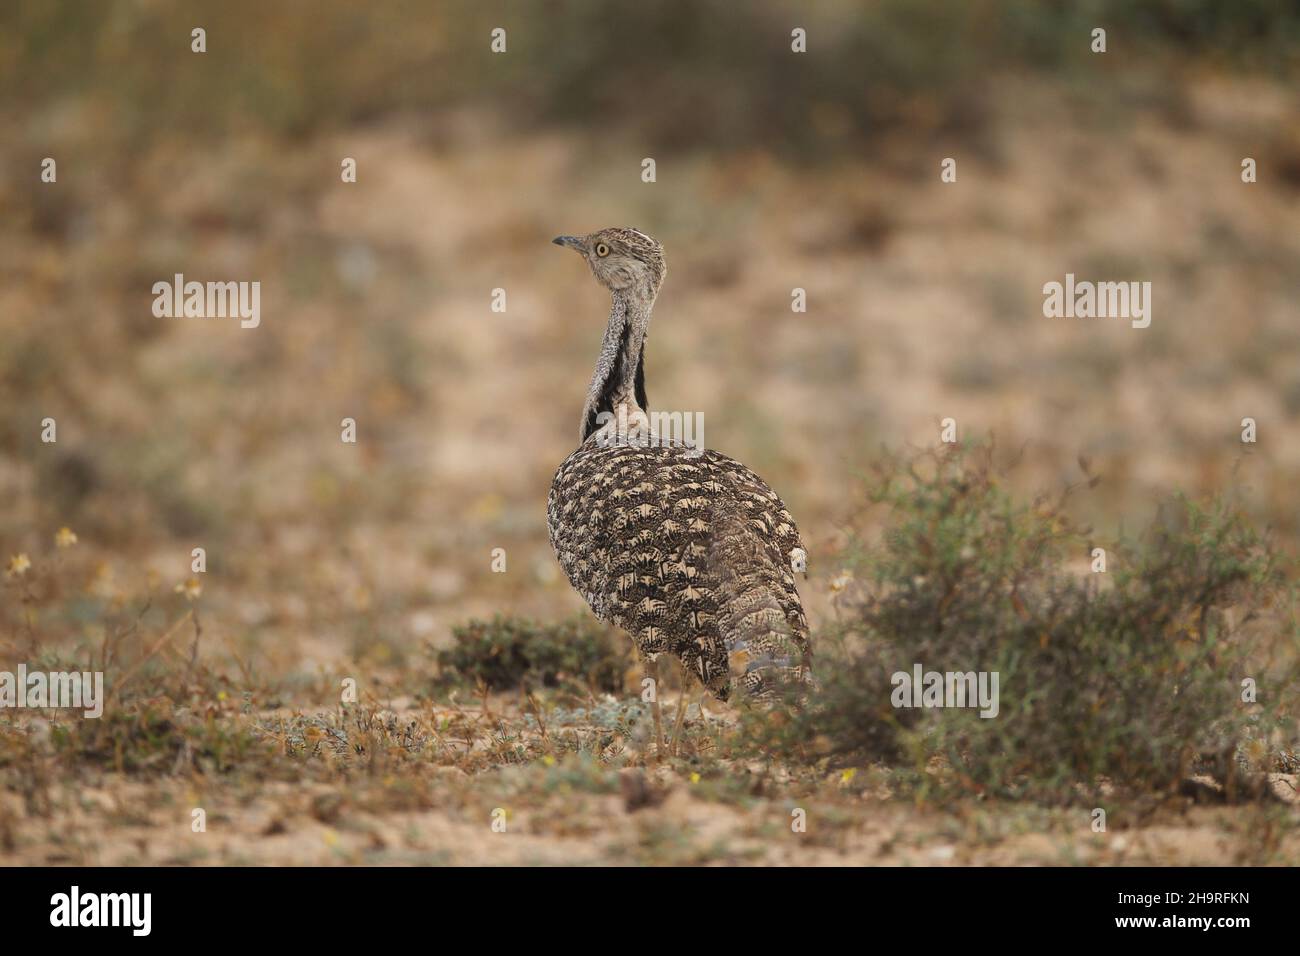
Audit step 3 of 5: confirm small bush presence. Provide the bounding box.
[435,616,632,694]
[802,444,1299,802]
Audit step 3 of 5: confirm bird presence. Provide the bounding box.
[546,227,812,757]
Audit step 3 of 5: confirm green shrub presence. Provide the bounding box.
[435,616,631,694]
[802,444,1299,802]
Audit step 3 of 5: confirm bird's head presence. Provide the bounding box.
[552,227,667,300]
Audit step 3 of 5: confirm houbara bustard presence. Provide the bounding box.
[547,227,812,756]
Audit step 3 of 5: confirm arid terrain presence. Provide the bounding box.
[2,2,1298,864]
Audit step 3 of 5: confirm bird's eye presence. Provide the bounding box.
[595,242,610,258]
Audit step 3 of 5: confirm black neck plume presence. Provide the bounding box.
[579,292,651,443]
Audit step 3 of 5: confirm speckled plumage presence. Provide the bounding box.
[546,228,811,702]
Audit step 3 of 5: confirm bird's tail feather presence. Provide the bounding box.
[707,500,811,701]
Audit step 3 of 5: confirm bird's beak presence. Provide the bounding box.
[552,235,584,251]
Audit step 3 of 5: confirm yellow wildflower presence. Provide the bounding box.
[54,527,78,548]
[6,554,31,577]
[175,577,203,600]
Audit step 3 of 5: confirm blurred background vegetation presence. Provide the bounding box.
[5,1,1300,150]
[2,0,1298,702]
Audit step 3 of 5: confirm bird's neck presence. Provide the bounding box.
[580,289,653,444]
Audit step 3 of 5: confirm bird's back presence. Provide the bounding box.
[547,436,810,700]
